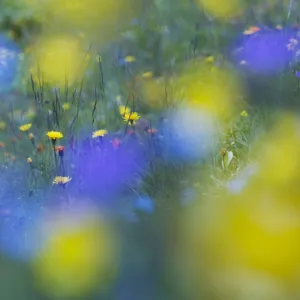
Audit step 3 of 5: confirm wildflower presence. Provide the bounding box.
[0,121,6,130]
[124,56,135,63]
[47,131,63,140]
[240,110,248,117]
[19,123,32,132]
[53,176,72,185]
[147,128,158,135]
[205,56,214,63]
[142,71,153,79]
[55,145,65,157]
[92,129,107,138]
[220,148,227,157]
[287,38,298,51]
[28,133,34,140]
[62,102,71,111]
[27,157,32,164]
[119,105,130,115]
[243,26,260,35]
[123,112,141,125]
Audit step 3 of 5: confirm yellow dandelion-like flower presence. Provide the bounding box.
[19,123,32,132]
[240,110,248,117]
[27,157,33,164]
[119,105,130,116]
[123,112,141,125]
[124,56,135,63]
[142,71,153,79]
[53,176,72,185]
[92,129,108,138]
[62,102,71,111]
[47,131,63,140]
[0,121,6,130]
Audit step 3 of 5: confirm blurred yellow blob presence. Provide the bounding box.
[30,36,84,86]
[32,208,117,298]
[174,60,243,119]
[178,113,300,299]
[195,0,245,19]
[28,0,141,43]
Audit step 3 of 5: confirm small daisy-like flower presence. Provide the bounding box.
[119,105,130,116]
[92,129,107,138]
[142,71,153,79]
[240,110,248,117]
[19,123,32,132]
[53,176,72,185]
[243,26,260,35]
[27,157,32,164]
[124,56,135,63]
[62,102,71,111]
[47,131,63,140]
[123,112,141,125]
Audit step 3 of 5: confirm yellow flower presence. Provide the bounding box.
[142,71,153,79]
[124,56,135,63]
[123,112,141,125]
[62,102,71,111]
[119,105,130,115]
[47,131,63,140]
[32,210,117,298]
[0,121,6,130]
[92,129,107,138]
[19,123,32,132]
[27,157,33,164]
[53,176,72,185]
[240,110,248,117]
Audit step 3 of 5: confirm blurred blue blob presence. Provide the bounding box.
[0,199,42,261]
[78,134,149,200]
[134,196,155,214]
[0,34,20,92]
[157,110,214,164]
[233,29,294,74]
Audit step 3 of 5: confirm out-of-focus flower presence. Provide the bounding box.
[53,176,71,185]
[234,29,293,74]
[119,105,130,116]
[28,132,34,140]
[123,112,141,125]
[243,26,260,35]
[32,208,117,298]
[47,131,63,140]
[124,55,135,63]
[240,110,248,117]
[55,145,65,156]
[30,36,84,86]
[27,157,33,164]
[62,102,71,111]
[19,123,32,132]
[0,34,20,92]
[195,0,246,19]
[92,129,107,138]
